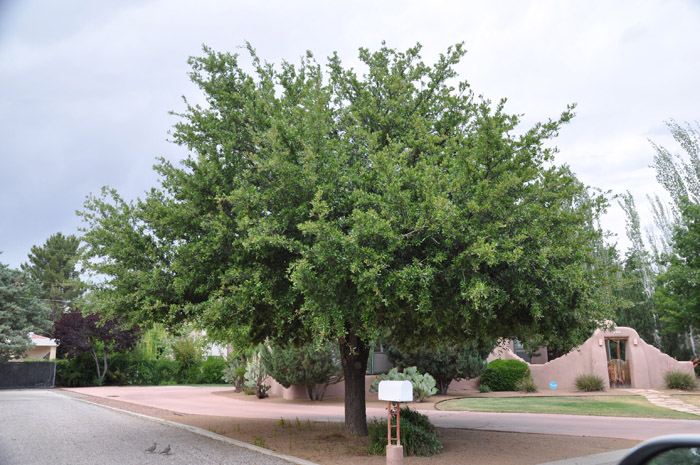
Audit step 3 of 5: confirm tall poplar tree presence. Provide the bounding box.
[80,43,611,435]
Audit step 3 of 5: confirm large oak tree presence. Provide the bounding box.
[80,43,610,435]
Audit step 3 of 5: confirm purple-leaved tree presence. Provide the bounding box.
[52,309,140,384]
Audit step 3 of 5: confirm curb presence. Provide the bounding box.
[70,396,320,465]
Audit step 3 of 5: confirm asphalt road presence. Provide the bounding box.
[0,389,304,465]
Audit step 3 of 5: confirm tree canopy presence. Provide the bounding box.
[22,232,83,323]
[80,43,610,435]
[0,257,52,362]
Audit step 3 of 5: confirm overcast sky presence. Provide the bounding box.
[1,0,699,269]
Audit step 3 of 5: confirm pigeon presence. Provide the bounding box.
[144,442,157,453]
[159,444,171,455]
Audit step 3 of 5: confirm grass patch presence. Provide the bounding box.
[672,395,700,408]
[437,396,699,419]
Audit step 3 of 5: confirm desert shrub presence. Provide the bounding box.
[153,358,178,385]
[261,342,342,400]
[198,356,227,384]
[386,343,489,395]
[664,370,698,390]
[368,407,442,456]
[515,371,538,393]
[223,357,247,391]
[574,373,606,392]
[244,344,270,398]
[478,359,529,391]
[370,366,437,402]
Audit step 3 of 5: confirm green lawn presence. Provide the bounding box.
[437,396,700,420]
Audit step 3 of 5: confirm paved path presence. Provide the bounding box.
[63,386,700,441]
[0,389,309,465]
[628,389,700,415]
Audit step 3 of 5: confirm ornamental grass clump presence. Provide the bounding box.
[664,370,698,390]
[574,373,605,392]
[515,371,538,393]
[368,407,442,456]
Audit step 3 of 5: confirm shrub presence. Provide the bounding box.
[198,356,227,384]
[261,342,342,400]
[515,372,538,393]
[574,373,605,392]
[244,345,270,398]
[664,370,698,390]
[223,357,247,391]
[478,359,529,391]
[478,383,491,393]
[386,343,489,395]
[171,337,203,383]
[370,367,437,402]
[368,407,442,456]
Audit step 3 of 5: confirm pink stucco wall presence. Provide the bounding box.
[490,327,695,390]
[268,375,377,400]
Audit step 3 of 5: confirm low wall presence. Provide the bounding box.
[493,327,695,391]
[268,375,377,400]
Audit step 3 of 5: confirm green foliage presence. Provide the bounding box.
[199,356,227,384]
[21,232,83,324]
[664,370,698,390]
[368,407,442,456]
[244,345,270,398]
[0,259,52,362]
[478,359,529,391]
[574,373,606,392]
[223,356,247,391]
[370,366,437,402]
[137,324,169,360]
[261,342,342,400]
[478,383,491,393]
[79,43,612,435]
[171,336,203,383]
[515,372,538,393]
[386,343,489,395]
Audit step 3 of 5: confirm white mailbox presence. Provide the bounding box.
[378,380,413,402]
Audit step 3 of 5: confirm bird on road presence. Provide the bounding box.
[159,444,171,455]
[145,443,157,453]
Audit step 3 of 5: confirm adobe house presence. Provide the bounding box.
[20,332,58,361]
[489,326,695,391]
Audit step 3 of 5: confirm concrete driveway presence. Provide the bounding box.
[0,389,309,465]
[63,385,700,441]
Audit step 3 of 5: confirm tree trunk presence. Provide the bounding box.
[339,334,370,437]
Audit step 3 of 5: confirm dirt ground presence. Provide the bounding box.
[69,390,640,465]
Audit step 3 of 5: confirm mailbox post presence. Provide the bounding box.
[378,380,413,465]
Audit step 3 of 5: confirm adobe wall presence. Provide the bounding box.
[492,327,695,391]
[267,375,376,400]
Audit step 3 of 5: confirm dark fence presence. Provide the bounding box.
[0,362,56,389]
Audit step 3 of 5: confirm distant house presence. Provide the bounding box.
[20,332,58,361]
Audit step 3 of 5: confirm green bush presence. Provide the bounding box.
[368,407,442,456]
[261,342,342,400]
[478,359,529,391]
[198,356,227,384]
[515,372,538,393]
[574,373,606,392]
[370,367,437,402]
[171,337,203,383]
[386,343,489,395]
[478,383,491,393]
[223,357,247,391]
[664,370,698,390]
